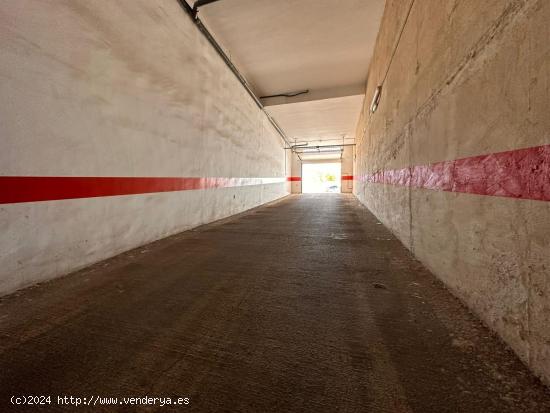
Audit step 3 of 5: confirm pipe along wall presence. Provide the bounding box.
[0,0,291,295]
[354,0,550,384]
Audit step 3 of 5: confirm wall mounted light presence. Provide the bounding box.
[370,85,382,113]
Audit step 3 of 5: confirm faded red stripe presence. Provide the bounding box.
[358,144,550,201]
[0,176,286,204]
[287,176,302,182]
[341,175,354,181]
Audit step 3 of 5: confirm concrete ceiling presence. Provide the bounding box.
[266,95,363,146]
[193,0,385,147]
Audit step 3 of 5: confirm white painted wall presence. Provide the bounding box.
[0,0,288,295]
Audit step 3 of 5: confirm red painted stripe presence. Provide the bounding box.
[341,175,354,181]
[358,144,550,201]
[0,176,286,204]
[287,176,302,182]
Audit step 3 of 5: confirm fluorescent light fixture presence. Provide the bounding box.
[370,85,382,113]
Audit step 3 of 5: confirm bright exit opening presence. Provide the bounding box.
[302,162,341,193]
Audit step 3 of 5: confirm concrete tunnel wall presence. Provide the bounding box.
[354,0,550,384]
[0,0,290,295]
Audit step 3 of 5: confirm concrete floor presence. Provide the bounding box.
[1,194,549,412]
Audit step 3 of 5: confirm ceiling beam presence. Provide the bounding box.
[261,84,365,107]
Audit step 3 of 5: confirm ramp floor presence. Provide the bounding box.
[1,194,549,412]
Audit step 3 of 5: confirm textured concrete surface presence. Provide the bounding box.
[197,0,384,97]
[290,152,302,194]
[266,95,363,147]
[354,0,550,383]
[0,0,288,295]
[198,0,384,148]
[341,146,354,193]
[1,194,549,412]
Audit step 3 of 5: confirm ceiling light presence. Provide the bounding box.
[370,85,382,113]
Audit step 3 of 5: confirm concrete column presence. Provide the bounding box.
[290,153,302,194]
[341,146,354,193]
